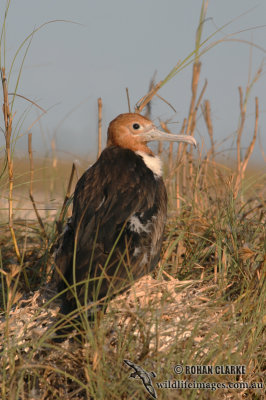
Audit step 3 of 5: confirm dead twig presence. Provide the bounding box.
[186,62,201,136]
[176,118,187,210]
[235,65,262,194]
[188,78,207,177]
[135,80,162,113]
[157,141,163,157]
[144,73,156,119]
[179,62,202,198]
[8,92,47,114]
[160,121,173,205]
[155,93,176,113]
[28,133,48,241]
[126,88,131,113]
[235,97,259,196]
[160,121,173,171]
[1,67,21,262]
[190,78,207,138]
[201,99,214,156]
[236,86,246,177]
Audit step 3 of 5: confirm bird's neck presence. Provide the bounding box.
[136,150,162,177]
[108,135,154,156]
[132,143,154,155]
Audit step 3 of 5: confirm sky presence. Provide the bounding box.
[1,0,266,165]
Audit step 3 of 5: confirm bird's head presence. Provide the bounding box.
[107,113,196,155]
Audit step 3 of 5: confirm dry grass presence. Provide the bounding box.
[0,139,265,400]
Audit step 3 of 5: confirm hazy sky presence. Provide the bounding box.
[1,0,266,165]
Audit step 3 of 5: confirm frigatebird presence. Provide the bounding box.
[55,113,196,319]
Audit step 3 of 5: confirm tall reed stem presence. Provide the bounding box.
[1,67,21,262]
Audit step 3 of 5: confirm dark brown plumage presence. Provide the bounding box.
[55,113,196,319]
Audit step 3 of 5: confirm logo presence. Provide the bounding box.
[124,359,157,399]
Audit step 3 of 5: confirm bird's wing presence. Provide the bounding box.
[55,147,158,305]
[72,147,156,251]
[54,218,75,285]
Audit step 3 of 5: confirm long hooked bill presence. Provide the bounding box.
[137,128,197,147]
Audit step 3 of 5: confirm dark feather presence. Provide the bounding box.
[55,146,167,315]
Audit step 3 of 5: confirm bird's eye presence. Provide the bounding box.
[133,123,140,130]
